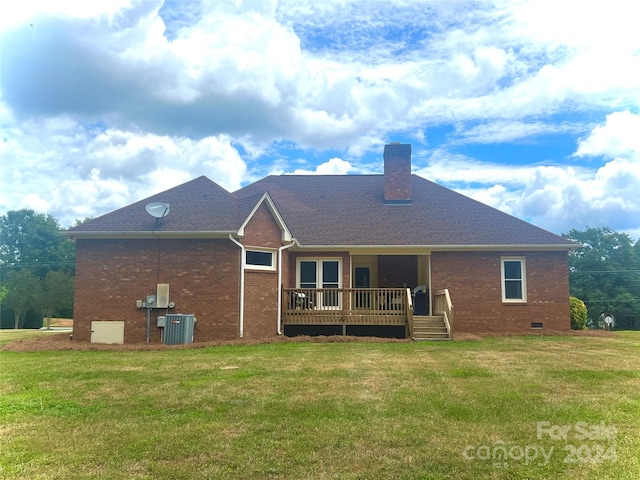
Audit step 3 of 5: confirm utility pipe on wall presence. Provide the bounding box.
[277,241,296,335]
[146,306,151,343]
[229,235,245,338]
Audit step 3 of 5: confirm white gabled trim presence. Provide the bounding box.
[237,192,292,242]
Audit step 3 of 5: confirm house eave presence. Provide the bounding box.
[292,243,578,254]
[63,230,239,240]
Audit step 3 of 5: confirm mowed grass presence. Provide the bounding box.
[1,332,639,479]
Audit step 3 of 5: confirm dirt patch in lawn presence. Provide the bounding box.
[2,328,617,352]
[49,318,73,327]
[454,329,617,341]
[1,332,411,352]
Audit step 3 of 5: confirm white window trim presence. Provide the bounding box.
[296,258,342,309]
[245,248,276,271]
[501,257,527,303]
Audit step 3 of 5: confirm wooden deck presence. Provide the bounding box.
[282,287,453,340]
[282,288,411,325]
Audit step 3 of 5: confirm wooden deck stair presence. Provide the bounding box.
[412,315,451,341]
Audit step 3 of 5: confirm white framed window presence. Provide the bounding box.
[501,257,527,303]
[245,249,276,271]
[296,258,342,308]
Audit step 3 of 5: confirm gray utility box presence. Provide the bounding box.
[163,314,196,345]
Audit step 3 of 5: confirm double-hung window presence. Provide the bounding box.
[501,257,527,302]
[297,259,341,308]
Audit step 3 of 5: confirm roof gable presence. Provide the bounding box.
[238,192,292,242]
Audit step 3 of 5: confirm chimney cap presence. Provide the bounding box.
[389,141,401,145]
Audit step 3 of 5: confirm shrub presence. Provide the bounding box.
[570,296,588,330]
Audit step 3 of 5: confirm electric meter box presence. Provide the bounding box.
[163,314,195,345]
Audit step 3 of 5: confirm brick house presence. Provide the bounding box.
[67,143,577,343]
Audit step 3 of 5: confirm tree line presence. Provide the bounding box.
[1,209,639,329]
[0,210,76,329]
[563,227,640,329]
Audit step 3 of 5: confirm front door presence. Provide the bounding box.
[355,267,370,288]
[354,266,371,308]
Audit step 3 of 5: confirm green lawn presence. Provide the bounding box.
[1,331,639,479]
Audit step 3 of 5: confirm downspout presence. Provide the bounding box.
[229,235,245,338]
[277,241,296,335]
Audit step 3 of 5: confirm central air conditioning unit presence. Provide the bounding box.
[163,314,196,345]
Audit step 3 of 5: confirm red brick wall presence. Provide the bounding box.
[431,251,571,333]
[242,202,283,248]
[378,255,417,287]
[243,270,278,338]
[241,202,284,338]
[73,238,241,343]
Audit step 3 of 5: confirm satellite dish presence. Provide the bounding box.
[145,202,170,219]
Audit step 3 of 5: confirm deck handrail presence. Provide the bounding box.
[282,287,409,326]
[433,289,453,339]
[405,287,414,339]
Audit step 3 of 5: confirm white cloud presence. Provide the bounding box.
[416,148,640,236]
[0,119,246,226]
[439,159,640,235]
[454,120,581,145]
[456,184,519,217]
[1,0,640,239]
[18,193,50,213]
[0,0,137,31]
[575,111,640,159]
[508,0,639,52]
[3,0,639,151]
[415,151,544,187]
[517,159,640,233]
[290,157,353,175]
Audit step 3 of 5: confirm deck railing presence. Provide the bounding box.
[282,288,411,325]
[433,289,453,339]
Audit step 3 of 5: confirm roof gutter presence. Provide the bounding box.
[296,243,580,253]
[228,235,245,338]
[276,241,296,335]
[63,230,237,240]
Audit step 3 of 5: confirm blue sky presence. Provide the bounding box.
[1,0,639,239]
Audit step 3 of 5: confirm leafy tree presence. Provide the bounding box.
[569,296,588,330]
[72,217,94,227]
[563,227,640,329]
[0,209,75,278]
[1,269,42,329]
[41,271,75,329]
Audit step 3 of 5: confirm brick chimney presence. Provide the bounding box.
[384,143,412,203]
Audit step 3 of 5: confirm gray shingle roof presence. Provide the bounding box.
[235,175,575,247]
[69,176,244,234]
[68,173,575,248]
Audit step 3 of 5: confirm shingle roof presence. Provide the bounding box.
[234,175,575,247]
[68,173,575,248]
[69,176,246,234]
